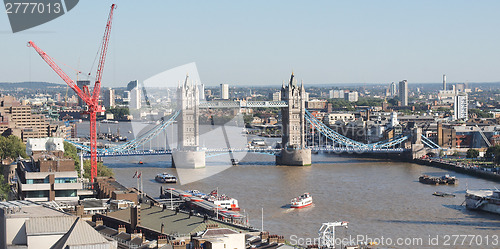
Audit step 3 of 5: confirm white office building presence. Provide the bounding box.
[129,87,141,109]
[399,80,408,106]
[344,91,358,102]
[103,88,115,108]
[329,89,344,99]
[198,83,205,101]
[220,84,229,99]
[454,92,468,121]
[390,82,397,96]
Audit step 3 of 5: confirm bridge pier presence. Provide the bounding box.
[276,148,311,166]
[172,150,206,169]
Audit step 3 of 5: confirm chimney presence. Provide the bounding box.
[131,205,141,230]
[95,218,103,226]
[118,225,126,233]
[172,240,186,249]
[75,205,84,217]
[131,229,142,240]
[161,223,165,234]
[278,235,285,243]
[269,235,278,244]
[157,235,168,247]
[260,231,269,241]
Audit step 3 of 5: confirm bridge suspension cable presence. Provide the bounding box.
[304,110,408,150]
[67,110,180,154]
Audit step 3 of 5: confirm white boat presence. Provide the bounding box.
[465,189,500,214]
[251,139,266,147]
[187,190,208,199]
[204,190,240,211]
[290,193,313,208]
[155,173,177,183]
[101,119,118,124]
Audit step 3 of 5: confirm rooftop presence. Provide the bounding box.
[0,200,68,218]
[106,205,250,236]
[51,217,110,249]
[26,216,76,236]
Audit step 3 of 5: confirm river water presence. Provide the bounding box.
[81,122,500,248]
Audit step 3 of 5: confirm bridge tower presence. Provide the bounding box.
[276,73,311,166]
[172,75,206,168]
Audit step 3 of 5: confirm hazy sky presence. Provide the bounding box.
[1,1,500,87]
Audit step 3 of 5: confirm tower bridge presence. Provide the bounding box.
[71,73,431,167]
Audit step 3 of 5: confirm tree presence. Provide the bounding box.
[82,160,114,179]
[0,172,9,201]
[63,142,81,176]
[105,107,130,120]
[486,145,500,164]
[355,98,383,107]
[328,99,355,111]
[0,135,27,161]
[387,98,399,106]
[469,109,493,118]
[466,149,480,158]
[243,115,253,125]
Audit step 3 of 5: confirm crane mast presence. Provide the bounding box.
[28,4,116,184]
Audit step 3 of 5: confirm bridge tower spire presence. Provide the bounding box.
[276,72,311,166]
[172,74,206,169]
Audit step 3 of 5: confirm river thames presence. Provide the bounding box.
[78,122,500,248]
[102,152,500,248]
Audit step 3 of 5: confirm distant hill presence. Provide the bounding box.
[0,82,65,89]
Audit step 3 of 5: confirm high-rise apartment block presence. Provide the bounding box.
[454,92,468,121]
[344,91,359,102]
[76,80,90,107]
[128,80,141,109]
[443,74,447,90]
[103,88,115,109]
[399,80,408,106]
[329,89,344,99]
[220,84,229,100]
[390,82,397,96]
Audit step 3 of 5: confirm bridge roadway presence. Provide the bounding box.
[198,100,287,108]
[83,147,408,158]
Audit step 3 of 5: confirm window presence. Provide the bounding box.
[26,178,48,184]
[25,190,49,198]
[55,190,77,197]
[55,178,77,183]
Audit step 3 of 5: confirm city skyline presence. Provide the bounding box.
[1,1,500,87]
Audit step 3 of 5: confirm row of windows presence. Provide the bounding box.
[25,190,48,198]
[55,190,77,197]
[24,190,77,198]
[26,177,77,184]
[26,178,48,184]
[55,177,77,183]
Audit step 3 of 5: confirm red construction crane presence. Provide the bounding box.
[28,4,116,183]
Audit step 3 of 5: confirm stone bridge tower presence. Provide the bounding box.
[177,75,199,150]
[276,73,311,166]
[172,75,205,168]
